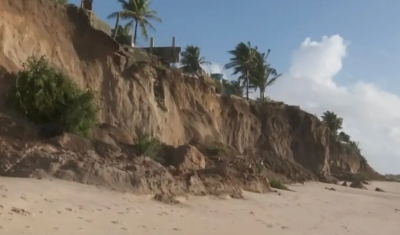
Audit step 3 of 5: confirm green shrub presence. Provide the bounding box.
[204,144,229,156]
[7,55,98,137]
[269,178,289,190]
[135,134,161,158]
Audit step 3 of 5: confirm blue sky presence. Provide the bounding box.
[68,0,400,173]
[70,0,400,92]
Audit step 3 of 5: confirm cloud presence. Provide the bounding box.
[266,35,400,174]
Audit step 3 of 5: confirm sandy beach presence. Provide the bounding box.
[0,178,399,235]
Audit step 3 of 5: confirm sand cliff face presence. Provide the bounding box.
[0,0,378,183]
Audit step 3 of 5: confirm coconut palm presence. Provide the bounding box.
[230,80,245,97]
[225,42,258,100]
[349,141,361,153]
[111,22,133,37]
[249,50,281,102]
[321,111,343,140]
[108,0,161,44]
[338,131,350,143]
[180,45,210,74]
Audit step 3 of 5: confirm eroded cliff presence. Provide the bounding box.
[0,0,381,195]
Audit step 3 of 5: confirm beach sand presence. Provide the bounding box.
[0,177,399,235]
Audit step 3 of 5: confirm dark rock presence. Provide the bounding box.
[341,181,348,186]
[325,187,336,191]
[38,123,64,138]
[375,187,385,192]
[349,180,367,190]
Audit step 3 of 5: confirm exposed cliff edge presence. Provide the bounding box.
[0,0,382,197]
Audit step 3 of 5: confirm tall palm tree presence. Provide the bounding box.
[225,42,258,100]
[249,50,281,102]
[108,0,162,44]
[180,45,210,74]
[321,111,343,141]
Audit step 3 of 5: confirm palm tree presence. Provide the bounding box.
[227,80,244,97]
[112,22,133,37]
[180,45,210,74]
[338,131,350,143]
[249,50,281,102]
[349,141,361,153]
[225,42,258,100]
[321,111,343,141]
[108,0,162,44]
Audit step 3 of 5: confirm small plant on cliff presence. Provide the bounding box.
[135,133,161,158]
[269,178,290,190]
[204,143,229,156]
[7,55,98,137]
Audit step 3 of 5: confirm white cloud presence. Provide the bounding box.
[266,35,400,174]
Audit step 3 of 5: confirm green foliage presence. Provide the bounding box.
[248,50,282,102]
[7,55,98,137]
[135,133,161,158]
[269,178,290,190]
[225,42,281,101]
[338,131,350,143]
[112,22,133,37]
[108,0,162,43]
[180,45,210,74]
[225,42,259,100]
[221,79,244,97]
[320,111,363,155]
[321,111,343,141]
[204,144,229,156]
[349,141,361,154]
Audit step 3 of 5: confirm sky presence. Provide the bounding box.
[69,0,400,174]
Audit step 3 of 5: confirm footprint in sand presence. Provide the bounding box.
[11,207,31,216]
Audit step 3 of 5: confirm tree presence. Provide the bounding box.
[225,42,258,100]
[249,50,281,102]
[321,111,343,140]
[338,131,350,143]
[108,0,161,44]
[223,80,244,97]
[349,141,361,153]
[111,22,133,37]
[180,45,210,74]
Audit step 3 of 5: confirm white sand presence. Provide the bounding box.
[1,177,399,235]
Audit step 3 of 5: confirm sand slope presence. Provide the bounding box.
[1,178,399,235]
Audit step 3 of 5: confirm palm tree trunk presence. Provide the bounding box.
[246,70,249,100]
[261,88,265,102]
[133,20,139,44]
[259,88,263,102]
[113,12,120,39]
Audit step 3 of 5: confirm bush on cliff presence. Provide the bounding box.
[7,55,98,137]
[135,133,162,158]
[269,178,290,190]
